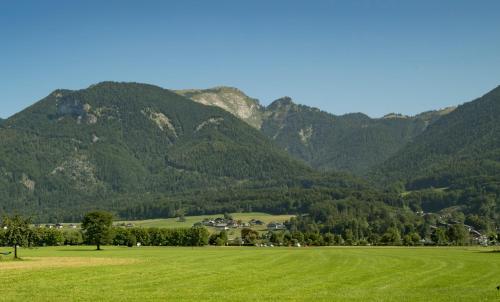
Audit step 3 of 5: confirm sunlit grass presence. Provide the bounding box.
[0,246,498,301]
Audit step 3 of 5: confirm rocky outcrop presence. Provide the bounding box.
[141,108,178,136]
[195,117,224,132]
[176,87,264,129]
[57,99,99,125]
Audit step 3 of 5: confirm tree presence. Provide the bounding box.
[210,231,228,246]
[63,230,84,246]
[43,228,65,246]
[241,228,259,245]
[431,228,448,246]
[403,232,421,246]
[446,224,469,246]
[81,211,113,250]
[2,214,31,259]
[189,227,209,246]
[381,227,402,246]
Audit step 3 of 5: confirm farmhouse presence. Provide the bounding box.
[202,219,215,226]
[249,219,264,225]
[227,221,239,228]
[267,222,286,231]
[215,223,229,231]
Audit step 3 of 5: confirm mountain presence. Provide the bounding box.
[373,86,500,231]
[179,87,454,174]
[0,82,315,221]
[261,98,456,175]
[176,87,264,129]
[1,81,497,234]
[376,85,500,190]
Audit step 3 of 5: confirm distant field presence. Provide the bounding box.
[0,246,498,301]
[116,212,294,237]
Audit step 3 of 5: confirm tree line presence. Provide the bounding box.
[0,212,209,258]
[2,210,498,260]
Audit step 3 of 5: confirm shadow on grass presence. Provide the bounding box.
[473,249,500,253]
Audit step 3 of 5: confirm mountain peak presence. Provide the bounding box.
[175,86,263,129]
[86,81,165,92]
[267,97,297,110]
[382,113,410,119]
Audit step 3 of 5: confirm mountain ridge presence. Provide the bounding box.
[375,85,500,189]
[0,81,498,232]
[0,82,316,221]
[179,86,456,174]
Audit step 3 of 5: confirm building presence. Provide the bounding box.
[267,222,286,231]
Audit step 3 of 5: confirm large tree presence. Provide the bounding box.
[2,215,31,259]
[81,211,113,250]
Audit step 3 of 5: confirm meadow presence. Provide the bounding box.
[0,246,498,301]
[115,212,294,240]
[115,212,294,228]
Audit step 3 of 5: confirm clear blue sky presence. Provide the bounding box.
[1,0,500,118]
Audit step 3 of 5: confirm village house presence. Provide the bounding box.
[202,219,215,226]
[267,222,286,231]
[249,219,264,226]
[215,223,229,231]
[227,221,239,228]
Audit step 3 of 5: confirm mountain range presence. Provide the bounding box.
[178,87,455,174]
[0,81,499,228]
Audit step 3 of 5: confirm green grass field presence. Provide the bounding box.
[0,246,498,301]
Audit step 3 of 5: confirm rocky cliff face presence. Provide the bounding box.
[176,87,264,129]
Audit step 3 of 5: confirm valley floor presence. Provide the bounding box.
[0,246,498,301]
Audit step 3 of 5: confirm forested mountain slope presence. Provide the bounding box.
[376,85,500,189]
[1,81,497,236]
[372,86,500,232]
[180,87,453,174]
[0,82,313,221]
[261,97,454,174]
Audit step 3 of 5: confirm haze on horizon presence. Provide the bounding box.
[1,0,500,119]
